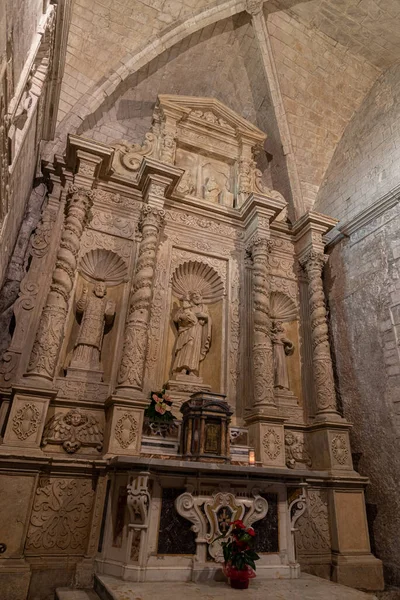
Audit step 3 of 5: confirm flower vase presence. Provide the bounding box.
[224,563,255,590]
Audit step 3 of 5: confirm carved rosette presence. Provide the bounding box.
[300,250,338,415]
[248,236,275,408]
[27,187,93,380]
[117,205,165,391]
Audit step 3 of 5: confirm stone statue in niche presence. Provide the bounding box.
[204,176,221,203]
[67,249,128,381]
[271,320,294,390]
[172,292,211,377]
[69,281,116,374]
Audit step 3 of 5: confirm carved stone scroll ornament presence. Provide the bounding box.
[42,408,103,454]
[299,251,338,416]
[248,237,275,408]
[112,134,156,175]
[127,473,151,526]
[26,187,94,381]
[117,206,165,391]
[175,488,268,563]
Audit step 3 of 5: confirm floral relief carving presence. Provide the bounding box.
[165,209,244,240]
[25,478,95,553]
[262,428,282,460]
[92,189,133,209]
[115,413,138,449]
[55,379,108,402]
[90,210,135,239]
[81,229,133,259]
[295,490,331,554]
[12,402,40,440]
[331,435,349,465]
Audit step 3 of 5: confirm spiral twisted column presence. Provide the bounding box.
[249,236,275,410]
[300,250,339,417]
[117,205,165,393]
[26,187,93,381]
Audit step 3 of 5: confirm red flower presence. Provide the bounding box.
[231,520,246,529]
[247,527,255,537]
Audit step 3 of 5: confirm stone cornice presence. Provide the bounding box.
[326,183,400,247]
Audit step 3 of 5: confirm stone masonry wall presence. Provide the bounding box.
[326,207,400,585]
[315,63,400,222]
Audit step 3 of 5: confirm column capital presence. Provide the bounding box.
[245,0,265,16]
[299,249,328,276]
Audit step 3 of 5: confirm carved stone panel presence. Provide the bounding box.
[248,422,286,467]
[295,489,331,556]
[105,406,143,456]
[3,393,51,448]
[25,478,95,554]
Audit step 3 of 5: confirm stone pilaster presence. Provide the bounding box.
[300,250,339,419]
[117,203,165,394]
[249,236,275,410]
[25,186,93,382]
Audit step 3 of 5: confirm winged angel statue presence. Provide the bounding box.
[42,408,103,454]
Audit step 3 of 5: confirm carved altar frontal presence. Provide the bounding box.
[0,94,382,591]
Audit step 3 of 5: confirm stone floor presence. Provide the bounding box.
[93,573,378,600]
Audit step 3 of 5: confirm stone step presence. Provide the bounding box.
[56,589,101,600]
[94,573,379,600]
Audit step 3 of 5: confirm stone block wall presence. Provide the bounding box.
[326,209,400,585]
[315,62,400,222]
[317,66,400,585]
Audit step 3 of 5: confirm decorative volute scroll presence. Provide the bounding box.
[127,472,151,526]
[112,134,156,178]
[299,250,338,417]
[175,487,268,562]
[26,186,94,381]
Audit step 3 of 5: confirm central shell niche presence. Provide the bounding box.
[164,261,225,390]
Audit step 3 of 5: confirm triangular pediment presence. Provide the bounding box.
[157,94,266,144]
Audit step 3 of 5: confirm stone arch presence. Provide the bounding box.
[44,0,251,159]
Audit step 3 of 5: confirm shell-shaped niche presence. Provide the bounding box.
[172,261,224,303]
[80,249,128,286]
[270,291,297,322]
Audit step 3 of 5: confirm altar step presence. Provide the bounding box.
[56,589,100,600]
[93,573,378,600]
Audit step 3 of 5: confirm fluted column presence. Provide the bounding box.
[117,205,165,393]
[249,236,275,410]
[300,250,339,418]
[26,186,93,381]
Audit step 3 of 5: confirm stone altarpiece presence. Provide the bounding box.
[0,95,383,597]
